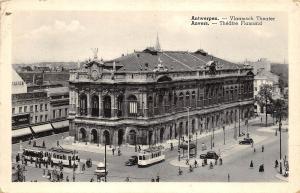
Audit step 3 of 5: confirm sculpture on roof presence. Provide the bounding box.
[153,56,168,72]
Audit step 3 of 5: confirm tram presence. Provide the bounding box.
[21,147,80,167]
[138,146,165,167]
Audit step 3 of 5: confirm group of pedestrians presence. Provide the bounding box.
[111,146,122,156]
[150,175,160,182]
[44,168,64,182]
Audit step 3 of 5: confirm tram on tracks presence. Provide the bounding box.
[137,145,165,167]
[21,146,80,167]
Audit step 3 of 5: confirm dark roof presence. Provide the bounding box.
[104,50,240,72]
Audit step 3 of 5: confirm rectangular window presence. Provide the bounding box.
[30,105,33,112]
[53,110,56,119]
[40,104,43,111]
[45,114,48,121]
[30,116,33,123]
[35,105,38,112]
[35,116,38,122]
[24,106,27,113]
[45,104,48,111]
[40,115,43,122]
[65,108,68,116]
[59,109,62,117]
[12,108,15,114]
[19,106,22,113]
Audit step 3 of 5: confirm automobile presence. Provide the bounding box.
[199,151,219,160]
[125,156,138,166]
[239,138,254,145]
[94,162,108,177]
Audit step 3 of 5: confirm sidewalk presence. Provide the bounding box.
[60,116,261,156]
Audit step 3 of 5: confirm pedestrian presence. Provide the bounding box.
[42,140,45,148]
[261,117,262,123]
[259,164,264,172]
[82,163,85,171]
[57,140,59,147]
[66,176,69,182]
[185,159,189,165]
[275,160,278,168]
[156,175,160,182]
[250,160,253,168]
[227,173,230,182]
[125,177,129,182]
[219,158,223,165]
[138,145,141,152]
[60,171,63,180]
[178,167,183,175]
[112,148,115,156]
[209,161,213,169]
[118,148,121,156]
[253,148,256,153]
[170,143,173,151]
[194,160,198,168]
[262,145,264,152]
[90,177,94,182]
[151,178,155,182]
[189,164,193,172]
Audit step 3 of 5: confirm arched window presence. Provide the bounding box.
[179,92,184,108]
[79,94,87,116]
[117,95,124,117]
[103,95,111,118]
[91,95,99,117]
[191,91,196,99]
[128,95,138,117]
[185,91,190,107]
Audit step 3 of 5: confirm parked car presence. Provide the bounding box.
[125,156,138,166]
[200,151,219,160]
[239,138,254,145]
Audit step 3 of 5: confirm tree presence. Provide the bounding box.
[255,84,273,126]
[273,99,288,120]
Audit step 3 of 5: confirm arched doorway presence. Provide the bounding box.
[79,94,87,116]
[91,95,99,117]
[128,130,137,145]
[91,129,98,144]
[103,130,110,145]
[103,95,111,118]
[79,128,87,142]
[160,128,164,143]
[118,129,124,145]
[117,95,124,117]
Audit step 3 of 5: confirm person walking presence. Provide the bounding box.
[151,178,155,182]
[275,160,278,168]
[156,175,160,182]
[178,167,183,175]
[194,160,198,168]
[262,145,264,152]
[227,173,230,182]
[66,176,69,182]
[250,160,254,168]
[112,147,115,156]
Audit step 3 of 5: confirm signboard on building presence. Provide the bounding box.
[12,114,30,127]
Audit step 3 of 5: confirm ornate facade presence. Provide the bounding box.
[68,48,254,146]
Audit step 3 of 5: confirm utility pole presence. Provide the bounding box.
[223,126,225,145]
[279,107,282,174]
[104,139,107,182]
[238,107,241,137]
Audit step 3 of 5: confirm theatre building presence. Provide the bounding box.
[68,47,254,146]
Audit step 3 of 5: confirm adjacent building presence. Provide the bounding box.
[68,47,255,146]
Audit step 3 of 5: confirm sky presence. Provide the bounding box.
[12,11,288,64]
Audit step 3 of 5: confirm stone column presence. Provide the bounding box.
[111,94,117,118]
[87,93,91,116]
[75,90,79,115]
[98,93,103,117]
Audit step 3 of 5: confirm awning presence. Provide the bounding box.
[52,120,69,129]
[12,127,32,138]
[31,124,53,133]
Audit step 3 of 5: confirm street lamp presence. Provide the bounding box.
[104,138,107,182]
[195,132,198,157]
[223,125,225,145]
[185,107,191,161]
